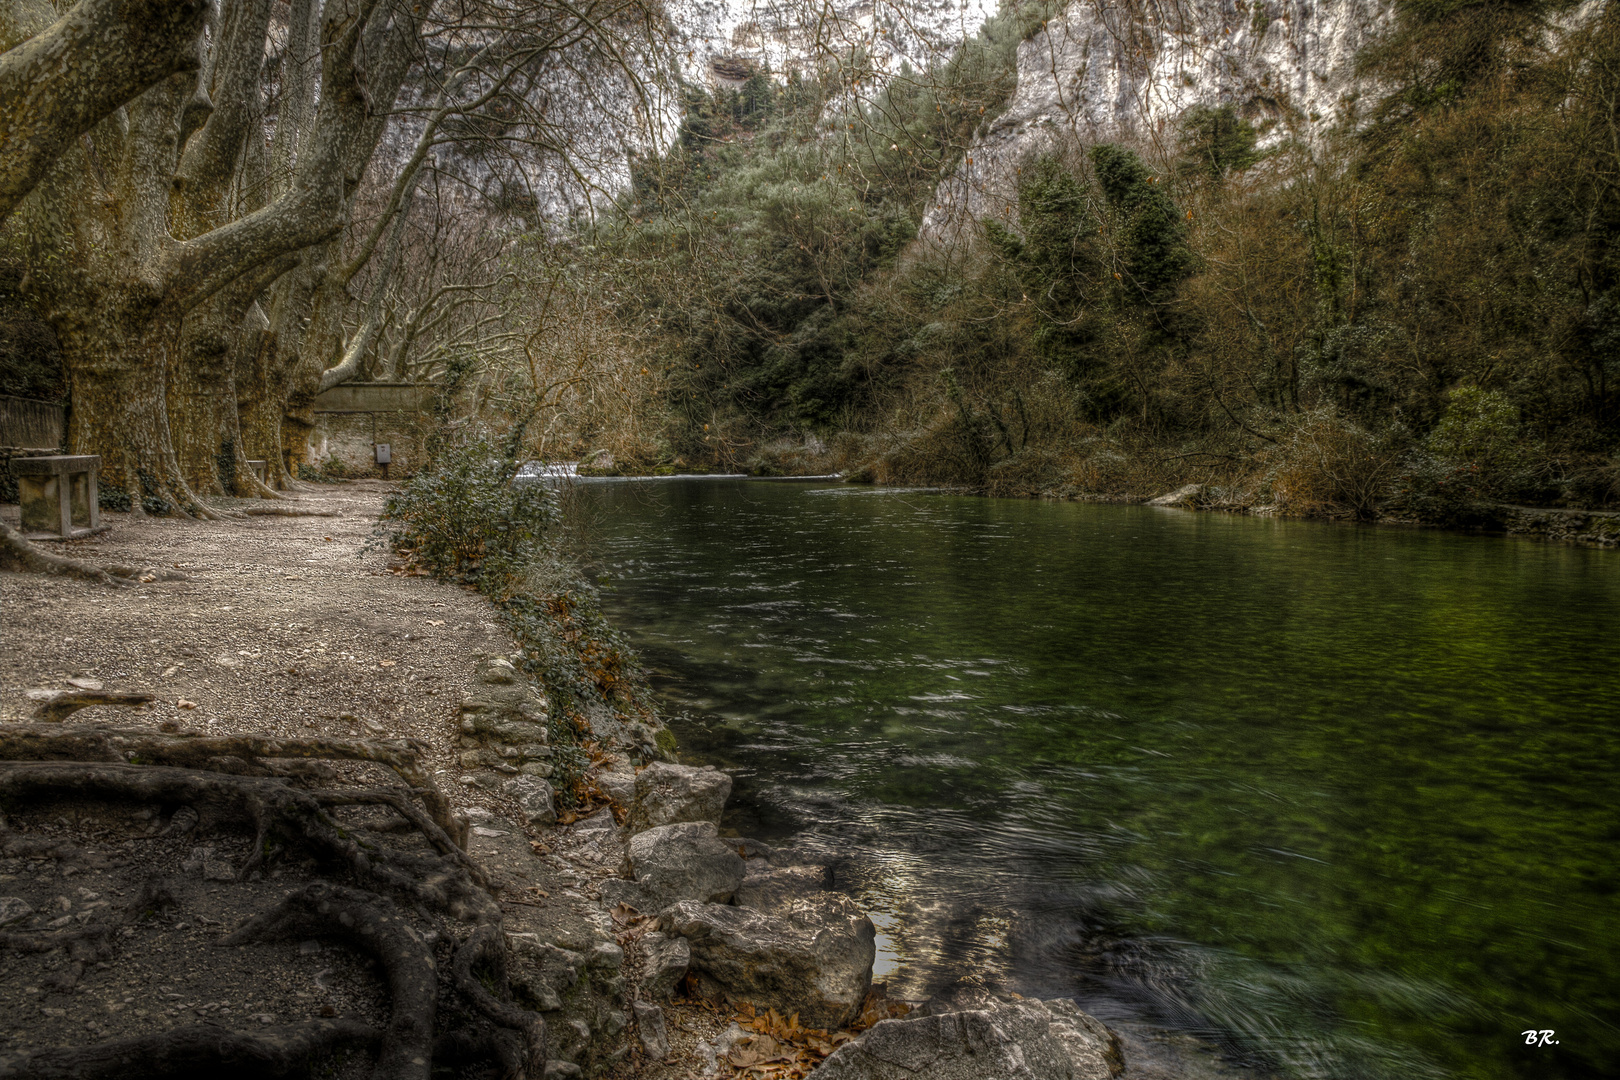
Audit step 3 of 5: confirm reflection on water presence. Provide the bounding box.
[575,478,1620,1080]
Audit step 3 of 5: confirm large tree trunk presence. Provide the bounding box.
[62,300,213,516]
[168,294,242,496]
[12,0,415,511]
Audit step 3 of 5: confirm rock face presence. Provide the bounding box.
[921,0,1396,240]
[456,656,553,776]
[629,762,732,833]
[505,929,629,1073]
[660,895,876,1030]
[622,821,746,907]
[814,987,1122,1080]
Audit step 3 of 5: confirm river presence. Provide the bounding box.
[567,477,1619,1080]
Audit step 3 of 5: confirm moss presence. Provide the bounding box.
[655,726,678,758]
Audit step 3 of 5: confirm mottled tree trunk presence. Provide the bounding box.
[62,300,210,515]
[13,0,413,512]
[169,297,241,496]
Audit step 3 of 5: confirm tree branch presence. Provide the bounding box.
[0,0,207,223]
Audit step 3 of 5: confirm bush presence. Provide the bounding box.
[373,439,659,805]
[376,439,558,579]
[1268,408,1409,519]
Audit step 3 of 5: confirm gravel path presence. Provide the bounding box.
[1,482,510,761]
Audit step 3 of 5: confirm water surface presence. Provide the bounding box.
[574,479,1619,1080]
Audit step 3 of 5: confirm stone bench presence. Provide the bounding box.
[11,455,100,538]
[247,459,268,483]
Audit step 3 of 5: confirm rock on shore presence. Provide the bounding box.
[814,984,1123,1080]
[660,894,877,1030]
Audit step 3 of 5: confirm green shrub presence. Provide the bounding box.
[373,440,659,802]
[376,439,558,578]
[1424,387,1531,498]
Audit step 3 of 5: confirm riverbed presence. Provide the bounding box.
[571,478,1619,1080]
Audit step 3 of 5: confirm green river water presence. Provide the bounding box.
[571,478,1619,1080]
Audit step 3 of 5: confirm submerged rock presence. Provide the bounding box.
[814,986,1122,1080]
[629,762,732,833]
[659,893,876,1030]
[621,821,745,907]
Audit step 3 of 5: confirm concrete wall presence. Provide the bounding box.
[311,411,435,477]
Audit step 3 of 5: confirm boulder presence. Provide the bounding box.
[595,767,637,809]
[639,931,691,1000]
[502,775,557,826]
[622,822,745,907]
[813,988,1121,1080]
[1147,483,1204,508]
[659,894,876,1030]
[629,762,732,833]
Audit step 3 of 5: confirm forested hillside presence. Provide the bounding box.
[590,0,1620,523]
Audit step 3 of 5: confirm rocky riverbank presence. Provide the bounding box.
[0,482,1128,1079]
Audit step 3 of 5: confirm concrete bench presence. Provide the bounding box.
[247,459,268,483]
[11,455,100,538]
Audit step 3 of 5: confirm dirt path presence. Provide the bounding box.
[1,482,510,745]
[0,483,757,1078]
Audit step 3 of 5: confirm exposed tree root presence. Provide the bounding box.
[30,691,156,723]
[0,725,463,848]
[310,788,486,887]
[0,1019,381,1079]
[0,762,494,922]
[222,883,437,1080]
[0,523,119,585]
[452,923,548,1078]
[238,506,342,517]
[0,739,552,1078]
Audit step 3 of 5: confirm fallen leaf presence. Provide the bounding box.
[426,620,445,626]
[177,699,198,709]
[67,677,103,691]
[378,660,396,667]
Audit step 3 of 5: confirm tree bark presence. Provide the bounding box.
[14,0,415,510]
[0,0,207,223]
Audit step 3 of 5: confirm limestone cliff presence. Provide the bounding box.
[920,0,1395,237]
